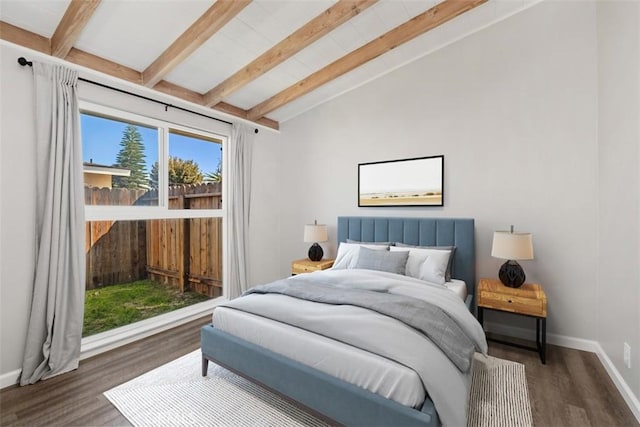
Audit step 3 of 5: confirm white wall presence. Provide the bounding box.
[0,41,281,381]
[278,1,599,344]
[596,0,640,400]
[0,42,37,384]
[248,128,282,286]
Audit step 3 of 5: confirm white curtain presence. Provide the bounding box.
[226,124,254,299]
[20,62,85,385]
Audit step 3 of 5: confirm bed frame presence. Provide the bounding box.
[201,216,475,426]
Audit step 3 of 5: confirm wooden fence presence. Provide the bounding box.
[85,183,222,297]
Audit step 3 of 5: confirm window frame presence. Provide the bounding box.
[80,101,226,222]
[79,100,230,357]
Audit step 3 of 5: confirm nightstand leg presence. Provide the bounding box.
[541,318,547,364]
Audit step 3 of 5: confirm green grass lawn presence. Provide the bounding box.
[83,280,210,337]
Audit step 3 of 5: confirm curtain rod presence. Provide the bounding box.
[17,57,258,134]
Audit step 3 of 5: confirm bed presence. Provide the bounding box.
[201,216,484,426]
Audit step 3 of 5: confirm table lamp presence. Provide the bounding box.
[491,225,534,288]
[304,220,328,261]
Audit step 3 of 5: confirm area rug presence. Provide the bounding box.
[105,351,532,427]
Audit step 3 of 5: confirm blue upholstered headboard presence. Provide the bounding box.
[337,216,476,300]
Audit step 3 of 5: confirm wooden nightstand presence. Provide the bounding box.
[291,258,334,275]
[477,278,547,364]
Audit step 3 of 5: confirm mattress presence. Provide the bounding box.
[445,279,467,301]
[212,278,467,409]
[212,269,485,427]
[213,306,426,408]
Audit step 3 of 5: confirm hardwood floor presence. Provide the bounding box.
[0,317,210,427]
[488,337,638,427]
[1,317,637,426]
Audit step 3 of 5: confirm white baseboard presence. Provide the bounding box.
[485,322,640,423]
[0,368,21,389]
[484,321,600,352]
[593,342,640,423]
[0,297,226,390]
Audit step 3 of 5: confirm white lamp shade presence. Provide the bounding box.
[491,231,534,260]
[304,224,328,243]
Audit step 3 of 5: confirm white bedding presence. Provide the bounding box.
[445,279,467,301]
[213,269,486,427]
[212,276,467,408]
[213,306,426,407]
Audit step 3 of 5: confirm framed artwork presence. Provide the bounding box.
[358,155,444,207]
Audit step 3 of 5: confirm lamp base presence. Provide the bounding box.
[308,243,323,262]
[499,260,526,288]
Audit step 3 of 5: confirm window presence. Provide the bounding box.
[82,112,159,206]
[166,130,222,210]
[80,102,225,337]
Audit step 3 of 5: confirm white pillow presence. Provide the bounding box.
[390,246,451,285]
[333,242,389,270]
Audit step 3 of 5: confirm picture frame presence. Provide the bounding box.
[358,155,444,207]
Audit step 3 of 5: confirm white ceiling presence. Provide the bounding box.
[0,0,539,125]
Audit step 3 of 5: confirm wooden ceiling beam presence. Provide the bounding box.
[152,80,275,126]
[143,0,252,88]
[211,100,280,130]
[0,21,50,54]
[66,48,143,84]
[51,0,102,58]
[247,0,487,121]
[202,0,378,108]
[153,80,205,105]
[0,21,278,130]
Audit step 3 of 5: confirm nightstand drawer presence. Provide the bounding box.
[478,290,545,317]
[291,259,334,275]
[292,264,318,274]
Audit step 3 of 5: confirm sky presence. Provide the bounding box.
[81,113,222,176]
[359,157,443,194]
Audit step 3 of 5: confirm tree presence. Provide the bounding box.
[150,156,203,187]
[112,125,148,189]
[204,159,222,183]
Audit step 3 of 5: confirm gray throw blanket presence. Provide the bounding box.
[245,278,476,373]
